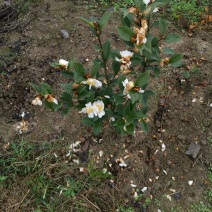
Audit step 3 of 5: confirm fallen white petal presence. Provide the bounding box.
[73,159,79,164]
[192,98,197,103]
[134,191,138,198]
[131,183,137,188]
[188,180,193,186]
[99,150,104,158]
[169,189,176,192]
[166,195,172,201]
[53,153,58,158]
[210,103,212,107]
[119,162,127,167]
[163,170,168,175]
[141,187,148,192]
[161,143,166,152]
[154,150,159,154]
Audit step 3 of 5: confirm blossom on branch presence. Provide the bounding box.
[116,50,134,74]
[44,94,58,105]
[82,78,102,90]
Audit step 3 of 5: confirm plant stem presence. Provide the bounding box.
[97,36,108,83]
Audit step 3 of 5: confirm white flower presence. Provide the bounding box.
[122,79,135,96]
[16,120,28,134]
[59,59,69,68]
[32,96,42,106]
[116,50,134,74]
[93,100,105,118]
[44,94,58,105]
[80,102,98,118]
[120,50,134,58]
[143,0,150,6]
[153,8,159,13]
[82,78,102,90]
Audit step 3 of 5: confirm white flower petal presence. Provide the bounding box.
[119,162,127,167]
[141,187,148,192]
[120,50,134,58]
[59,59,69,68]
[143,37,147,44]
[109,117,115,122]
[131,183,137,188]
[53,98,58,105]
[143,0,150,6]
[161,143,166,152]
[104,95,110,99]
[153,8,159,13]
[188,180,193,186]
[32,97,42,106]
[139,88,145,93]
[99,150,104,158]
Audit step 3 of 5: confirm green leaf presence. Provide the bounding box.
[114,119,125,127]
[140,120,148,133]
[144,39,152,53]
[114,94,124,105]
[123,101,131,117]
[80,117,94,126]
[40,82,52,95]
[129,91,141,104]
[60,92,73,107]
[60,83,73,90]
[92,121,102,136]
[118,75,126,90]
[135,71,150,88]
[158,18,167,34]
[102,40,110,60]
[131,55,144,66]
[126,124,134,135]
[162,47,175,55]
[61,71,74,79]
[169,54,183,67]
[91,61,101,78]
[135,0,145,10]
[151,66,160,77]
[117,26,134,41]
[121,14,131,27]
[78,17,95,28]
[74,63,85,83]
[164,33,181,43]
[29,83,41,94]
[112,60,120,74]
[99,11,112,31]
[191,66,200,74]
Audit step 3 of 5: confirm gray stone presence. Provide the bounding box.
[185,143,201,158]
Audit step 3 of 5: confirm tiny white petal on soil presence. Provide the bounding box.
[163,170,168,175]
[155,176,159,180]
[141,187,148,192]
[157,209,162,212]
[169,189,176,192]
[131,183,137,188]
[209,103,212,107]
[149,178,152,182]
[102,168,107,173]
[188,180,193,186]
[172,177,176,181]
[161,143,166,152]
[192,98,197,102]
[53,153,58,158]
[119,162,127,167]
[154,150,159,154]
[73,159,79,164]
[134,192,138,198]
[104,95,110,99]
[166,195,172,201]
[79,167,85,172]
[99,150,104,158]
[20,112,25,118]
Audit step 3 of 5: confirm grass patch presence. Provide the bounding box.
[0,139,124,211]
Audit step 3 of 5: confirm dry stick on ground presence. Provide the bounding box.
[81,195,101,211]
[8,189,30,209]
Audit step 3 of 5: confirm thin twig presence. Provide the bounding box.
[8,189,30,208]
[81,195,101,211]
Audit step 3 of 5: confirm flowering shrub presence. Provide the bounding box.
[30,0,182,136]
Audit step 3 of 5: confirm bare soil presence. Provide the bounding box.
[0,0,211,211]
